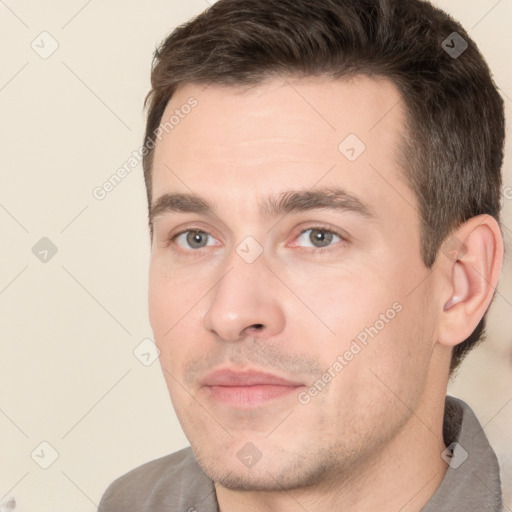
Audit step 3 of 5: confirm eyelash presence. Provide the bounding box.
[167,225,347,255]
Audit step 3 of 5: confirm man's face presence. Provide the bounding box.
[148,76,440,491]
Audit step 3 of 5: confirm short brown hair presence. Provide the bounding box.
[142,0,505,373]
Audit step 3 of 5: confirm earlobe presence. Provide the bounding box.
[438,215,503,347]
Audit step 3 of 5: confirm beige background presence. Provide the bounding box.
[0,1,511,510]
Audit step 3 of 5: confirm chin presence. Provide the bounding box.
[192,442,335,492]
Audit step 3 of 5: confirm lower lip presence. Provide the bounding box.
[206,384,303,407]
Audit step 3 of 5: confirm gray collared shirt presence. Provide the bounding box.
[98,396,503,511]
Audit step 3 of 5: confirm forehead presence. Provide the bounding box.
[151,75,415,224]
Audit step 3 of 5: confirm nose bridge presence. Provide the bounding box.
[202,244,285,342]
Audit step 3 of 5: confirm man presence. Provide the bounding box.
[98,0,505,510]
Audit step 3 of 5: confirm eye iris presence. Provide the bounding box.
[310,229,333,248]
[187,230,208,248]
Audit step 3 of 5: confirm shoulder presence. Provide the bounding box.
[98,446,217,512]
[421,395,503,512]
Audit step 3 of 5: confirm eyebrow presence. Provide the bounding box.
[149,186,376,226]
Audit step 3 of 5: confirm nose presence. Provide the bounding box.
[202,253,286,343]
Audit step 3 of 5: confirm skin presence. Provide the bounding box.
[147,76,503,511]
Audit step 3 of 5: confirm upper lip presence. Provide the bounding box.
[201,368,303,387]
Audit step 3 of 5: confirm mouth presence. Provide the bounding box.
[201,368,306,407]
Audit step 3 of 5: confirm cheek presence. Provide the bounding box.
[148,269,172,338]
[148,259,201,335]
[285,265,391,341]
[355,292,435,405]
[300,263,430,383]
[148,266,190,361]
[148,262,214,379]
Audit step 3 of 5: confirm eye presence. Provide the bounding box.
[173,230,218,250]
[294,227,345,251]
[168,226,346,254]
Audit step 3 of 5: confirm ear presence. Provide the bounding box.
[437,214,504,347]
